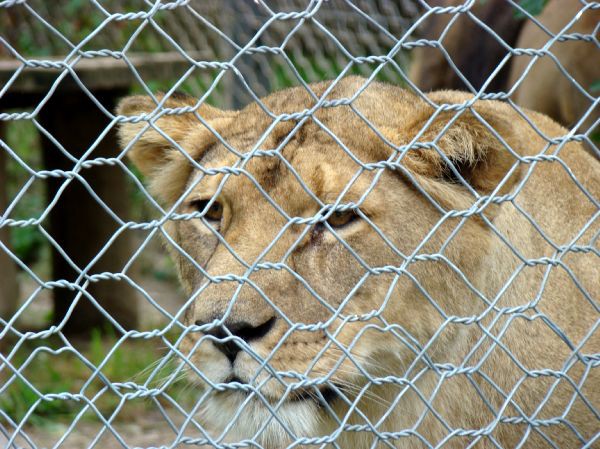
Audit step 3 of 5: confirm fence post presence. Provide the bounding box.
[39,89,138,334]
[0,123,19,322]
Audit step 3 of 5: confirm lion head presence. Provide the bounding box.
[117,77,598,448]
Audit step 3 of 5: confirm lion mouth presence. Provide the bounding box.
[224,376,338,407]
[289,385,337,406]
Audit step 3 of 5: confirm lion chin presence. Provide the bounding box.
[198,390,322,448]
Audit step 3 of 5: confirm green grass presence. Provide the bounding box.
[0,328,193,428]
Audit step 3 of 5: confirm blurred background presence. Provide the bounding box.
[0,0,597,447]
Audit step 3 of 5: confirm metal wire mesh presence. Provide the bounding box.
[0,1,598,448]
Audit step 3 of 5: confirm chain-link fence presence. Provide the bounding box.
[1,1,598,448]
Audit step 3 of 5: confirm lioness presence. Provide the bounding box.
[117,77,598,448]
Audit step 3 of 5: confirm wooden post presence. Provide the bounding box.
[0,123,19,322]
[39,89,138,333]
[0,54,196,334]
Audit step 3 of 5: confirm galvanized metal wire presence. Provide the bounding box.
[0,0,598,448]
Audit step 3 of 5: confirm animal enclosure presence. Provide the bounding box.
[0,1,598,449]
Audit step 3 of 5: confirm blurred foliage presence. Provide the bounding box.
[0,0,172,58]
[272,53,400,92]
[515,0,549,18]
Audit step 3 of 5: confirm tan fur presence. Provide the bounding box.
[411,0,599,154]
[508,1,600,140]
[409,0,524,92]
[117,77,599,448]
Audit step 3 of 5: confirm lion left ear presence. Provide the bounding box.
[116,92,235,203]
[393,93,522,218]
[116,92,233,178]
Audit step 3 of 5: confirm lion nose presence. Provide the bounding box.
[196,317,276,364]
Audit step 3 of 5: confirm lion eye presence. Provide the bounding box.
[327,209,358,228]
[190,199,223,222]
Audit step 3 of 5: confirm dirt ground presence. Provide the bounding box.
[1,411,214,449]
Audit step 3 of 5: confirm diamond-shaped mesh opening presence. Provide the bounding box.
[1,1,598,448]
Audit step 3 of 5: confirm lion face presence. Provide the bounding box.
[116,77,598,448]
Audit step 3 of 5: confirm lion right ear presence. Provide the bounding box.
[384,92,523,219]
[116,93,232,179]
